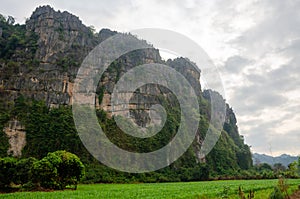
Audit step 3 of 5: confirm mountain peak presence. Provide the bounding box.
[25,5,96,63]
[27,5,85,32]
[30,5,77,21]
[32,5,54,13]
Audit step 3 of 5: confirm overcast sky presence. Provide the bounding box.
[1,0,299,156]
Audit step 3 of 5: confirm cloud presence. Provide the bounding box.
[232,0,300,57]
[223,55,251,73]
[215,0,300,156]
[229,83,287,114]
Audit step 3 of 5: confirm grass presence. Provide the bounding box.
[0,179,299,199]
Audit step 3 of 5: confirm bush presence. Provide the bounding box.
[31,150,85,190]
[15,157,37,185]
[0,157,17,188]
[31,157,60,189]
[50,150,85,189]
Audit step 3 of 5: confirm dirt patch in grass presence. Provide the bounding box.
[289,190,300,199]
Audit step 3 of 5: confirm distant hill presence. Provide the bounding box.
[253,153,298,167]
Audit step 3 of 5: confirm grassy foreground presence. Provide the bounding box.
[1,179,300,199]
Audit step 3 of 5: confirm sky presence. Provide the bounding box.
[1,0,299,156]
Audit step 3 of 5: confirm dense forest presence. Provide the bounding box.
[0,6,297,185]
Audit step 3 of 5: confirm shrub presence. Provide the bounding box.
[50,150,85,189]
[31,150,85,190]
[31,157,60,189]
[0,157,17,188]
[15,157,37,186]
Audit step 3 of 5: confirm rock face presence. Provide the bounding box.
[26,5,95,63]
[0,5,100,109]
[98,53,201,128]
[1,5,201,113]
[3,120,26,157]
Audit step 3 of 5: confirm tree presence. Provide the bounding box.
[285,161,298,178]
[258,163,273,171]
[273,163,286,174]
[0,112,9,158]
[298,157,300,173]
[6,16,15,25]
[88,25,96,35]
[0,14,6,23]
[237,145,252,170]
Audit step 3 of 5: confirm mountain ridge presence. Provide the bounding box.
[253,153,298,167]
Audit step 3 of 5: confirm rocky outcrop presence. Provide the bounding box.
[3,120,26,157]
[166,58,201,95]
[98,53,202,128]
[26,5,97,63]
[0,5,100,109]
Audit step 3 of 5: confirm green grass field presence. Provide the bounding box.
[1,179,300,199]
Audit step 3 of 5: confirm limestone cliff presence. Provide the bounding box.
[0,6,252,170]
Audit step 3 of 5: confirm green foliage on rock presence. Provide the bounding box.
[0,15,38,66]
[206,131,239,175]
[15,100,89,160]
[0,111,10,157]
[56,56,79,71]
